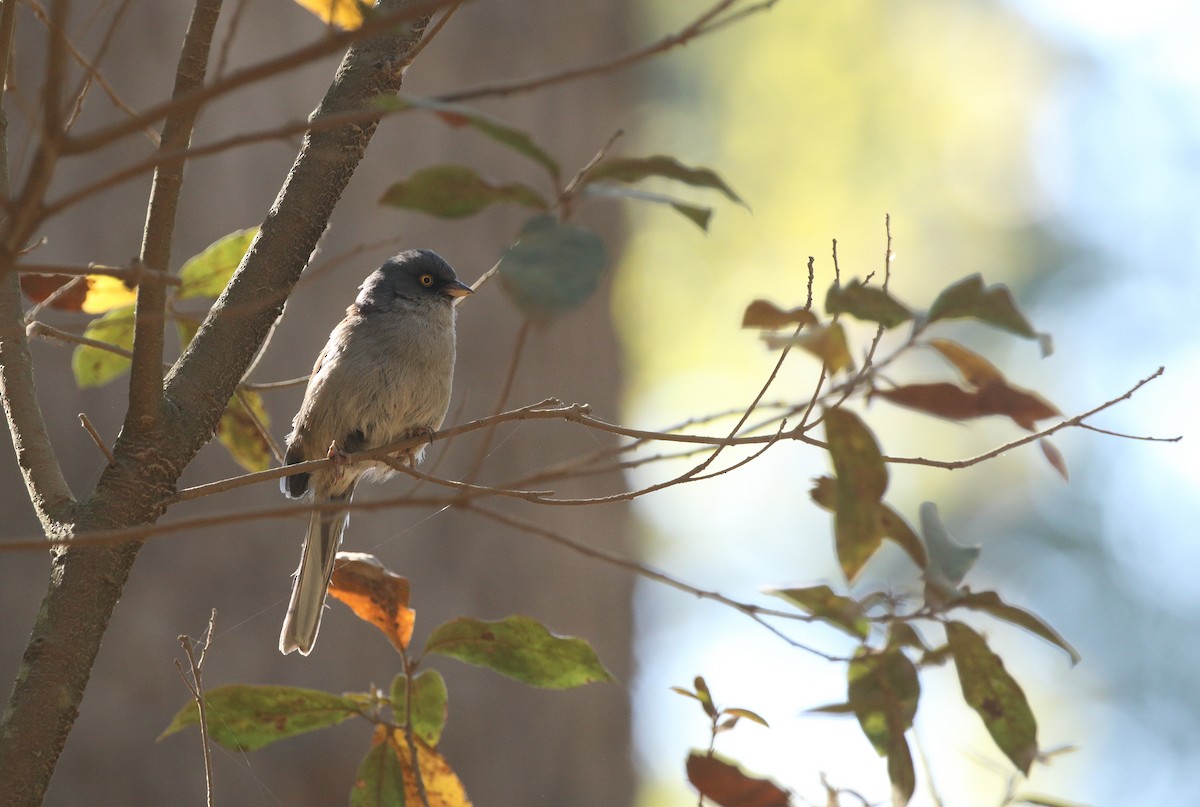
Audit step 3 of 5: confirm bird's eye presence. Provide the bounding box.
[419,274,434,287]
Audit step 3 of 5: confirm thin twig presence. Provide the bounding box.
[463,318,531,483]
[174,610,218,807]
[383,455,554,502]
[464,503,839,660]
[78,413,115,465]
[1077,423,1181,442]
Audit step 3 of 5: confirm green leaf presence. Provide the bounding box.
[351,734,406,807]
[847,649,920,757]
[824,409,888,581]
[380,164,549,218]
[926,274,1050,354]
[685,752,791,807]
[946,621,1039,775]
[888,733,917,807]
[584,155,744,206]
[826,280,914,329]
[1016,795,1088,807]
[380,95,561,181]
[692,675,718,718]
[390,669,449,747]
[71,306,135,387]
[722,707,770,728]
[955,590,1080,665]
[887,623,929,653]
[498,214,608,323]
[160,684,360,751]
[424,615,615,689]
[580,182,714,231]
[177,228,258,300]
[767,585,870,639]
[919,502,980,598]
[805,701,855,715]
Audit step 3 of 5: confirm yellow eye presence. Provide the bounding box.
[419,274,434,287]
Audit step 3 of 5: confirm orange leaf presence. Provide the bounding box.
[392,727,473,807]
[927,338,1004,388]
[329,553,415,652]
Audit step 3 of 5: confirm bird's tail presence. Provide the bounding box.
[279,486,355,655]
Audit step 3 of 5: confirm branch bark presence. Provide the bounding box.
[0,2,431,803]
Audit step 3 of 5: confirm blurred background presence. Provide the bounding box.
[1,1,1196,805]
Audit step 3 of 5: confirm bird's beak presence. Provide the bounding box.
[444,280,474,298]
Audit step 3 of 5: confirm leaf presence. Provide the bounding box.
[329,552,416,653]
[824,409,888,581]
[919,502,980,598]
[846,649,920,756]
[805,701,855,715]
[742,299,818,330]
[177,227,258,300]
[826,280,914,329]
[927,338,1005,388]
[424,615,615,689]
[354,726,473,807]
[352,729,407,807]
[887,733,916,807]
[390,669,449,747]
[875,381,1059,432]
[378,96,561,181]
[71,306,135,388]
[685,752,791,807]
[584,155,744,206]
[693,675,718,718]
[879,504,927,570]
[20,274,90,310]
[886,623,929,653]
[767,585,869,639]
[763,322,854,373]
[217,390,273,472]
[580,182,714,231]
[926,274,1050,353]
[81,274,139,313]
[292,0,366,29]
[723,708,770,728]
[160,684,360,751]
[1016,794,1088,807]
[1039,439,1069,481]
[380,165,549,219]
[946,621,1039,775]
[498,214,608,323]
[955,590,1080,665]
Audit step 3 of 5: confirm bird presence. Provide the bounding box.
[278,249,472,655]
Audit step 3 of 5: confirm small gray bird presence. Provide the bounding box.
[279,249,472,655]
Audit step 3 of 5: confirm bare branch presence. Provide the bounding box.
[464,503,841,661]
[78,413,115,466]
[437,0,765,105]
[126,0,224,435]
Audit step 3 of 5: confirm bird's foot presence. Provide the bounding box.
[326,441,351,482]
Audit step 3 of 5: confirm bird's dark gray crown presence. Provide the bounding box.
[355,249,461,310]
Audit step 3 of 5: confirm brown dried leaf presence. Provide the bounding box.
[1039,439,1069,481]
[686,752,791,807]
[742,299,818,330]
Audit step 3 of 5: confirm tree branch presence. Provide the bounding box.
[126,0,223,435]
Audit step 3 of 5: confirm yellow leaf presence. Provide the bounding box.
[362,727,473,807]
[293,0,366,30]
[81,275,138,313]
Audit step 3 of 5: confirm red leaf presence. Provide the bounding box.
[686,752,791,807]
[19,274,91,310]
